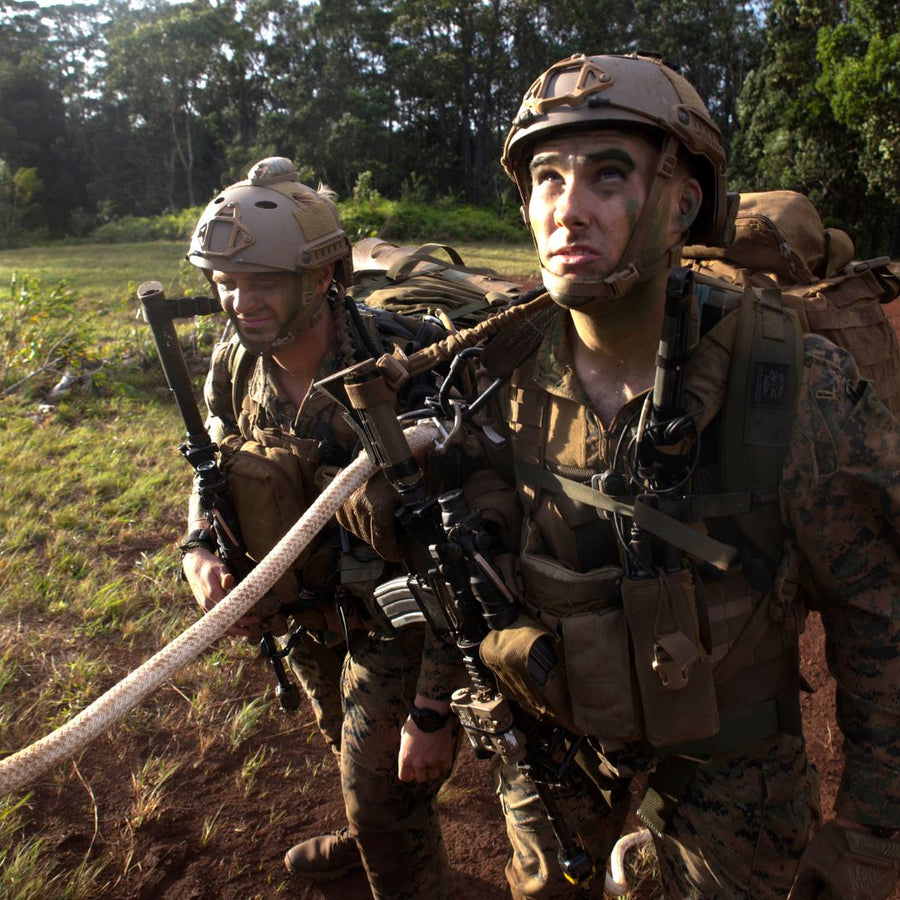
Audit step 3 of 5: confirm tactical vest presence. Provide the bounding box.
[207,337,379,640]
[211,300,452,638]
[487,296,817,760]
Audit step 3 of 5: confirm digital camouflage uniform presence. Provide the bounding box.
[201,333,462,898]
[480,306,900,899]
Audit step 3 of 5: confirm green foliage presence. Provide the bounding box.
[0,273,90,394]
[91,208,203,244]
[352,170,382,205]
[729,0,899,255]
[0,164,46,247]
[339,196,526,243]
[74,199,527,247]
[816,3,900,203]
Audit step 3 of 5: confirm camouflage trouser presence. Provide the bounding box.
[287,633,346,751]
[498,733,820,900]
[340,625,455,900]
[495,758,629,899]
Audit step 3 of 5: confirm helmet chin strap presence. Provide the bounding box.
[539,134,684,309]
[267,292,325,351]
[541,248,682,308]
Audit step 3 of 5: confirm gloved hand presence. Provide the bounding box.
[789,820,900,900]
[335,470,405,562]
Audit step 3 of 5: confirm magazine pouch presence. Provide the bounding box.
[622,568,719,747]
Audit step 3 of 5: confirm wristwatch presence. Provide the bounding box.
[408,703,450,733]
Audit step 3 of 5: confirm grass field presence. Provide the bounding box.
[0,240,540,310]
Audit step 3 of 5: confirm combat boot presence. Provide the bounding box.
[284,826,362,881]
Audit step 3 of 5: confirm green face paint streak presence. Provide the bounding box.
[626,197,642,231]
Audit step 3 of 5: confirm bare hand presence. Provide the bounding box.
[181,547,260,638]
[397,698,454,783]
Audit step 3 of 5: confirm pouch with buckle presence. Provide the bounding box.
[622,568,719,746]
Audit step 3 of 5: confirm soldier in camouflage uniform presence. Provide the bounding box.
[463,53,900,898]
[181,157,461,898]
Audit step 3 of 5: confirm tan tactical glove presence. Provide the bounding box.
[335,470,405,563]
[789,821,900,900]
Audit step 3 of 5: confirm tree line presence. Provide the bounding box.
[1,0,898,256]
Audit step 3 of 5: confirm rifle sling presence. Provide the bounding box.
[516,462,740,571]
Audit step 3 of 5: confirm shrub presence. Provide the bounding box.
[77,198,526,246]
[0,274,93,396]
[91,208,202,244]
[337,197,524,243]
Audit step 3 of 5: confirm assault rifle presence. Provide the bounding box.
[138,281,301,712]
[316,357,598,888]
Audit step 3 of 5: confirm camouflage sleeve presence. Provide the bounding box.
[780,334,900,828]
[414,625,466,702]
[204,338,241,437]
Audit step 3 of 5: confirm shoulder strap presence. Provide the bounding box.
[720,284,803,563]
[481,295,560,378]
[228,341,259,440]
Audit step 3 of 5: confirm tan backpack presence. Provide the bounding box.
[683,190,900,415]
[349,239,523,329]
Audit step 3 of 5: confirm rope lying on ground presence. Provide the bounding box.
[605,827,653,895]
[0,424,435,796]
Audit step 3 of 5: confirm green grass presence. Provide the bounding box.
[0,236,544,898]
[0,242,205,309]
[0,239,538,309]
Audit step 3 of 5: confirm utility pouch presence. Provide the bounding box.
[559,607,643,741]
[222,440,312,611]
[622,568,719,747]
[479,614,576,732]
[516,518,642,741]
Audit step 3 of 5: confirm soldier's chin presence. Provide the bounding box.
[541,269,608,309]
[234,327,275,355]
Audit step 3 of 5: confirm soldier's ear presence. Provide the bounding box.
[314,262,335,293]
[675,178,702,232]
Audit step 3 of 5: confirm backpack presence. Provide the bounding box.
[683,190,900,416]
[349,239,523,330]
[223,241,527,430]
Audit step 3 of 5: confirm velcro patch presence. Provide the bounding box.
[752,362,790,407]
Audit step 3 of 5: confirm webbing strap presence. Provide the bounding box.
[516,462,738,571]
[230,341,259,439]
[720,285,802,563]
[638,755,697,838]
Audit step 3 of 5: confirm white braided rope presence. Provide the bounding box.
[0,423,439,796]
[604,828,652,895]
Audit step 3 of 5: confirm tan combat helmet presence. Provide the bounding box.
[188,156,351,286]
[188,157,352,351]
[501,53,729,306]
